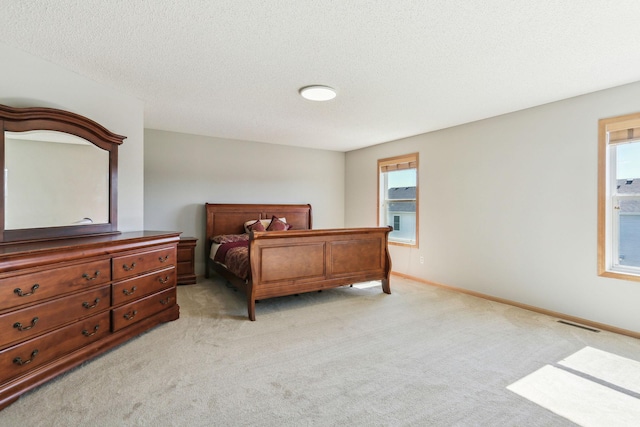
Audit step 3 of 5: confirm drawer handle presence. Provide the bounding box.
[122,262,137,272]
[13,349,38,366]
[82,325,100,337]
[82,271,100,281]
[13,317,39,331]
[123,286,137,296]
[158,255,170,263]
[160,296,173,305]
[14,284,39,297]
[82,298,100,309]
[158,276,170,284]
[123,310,138,321]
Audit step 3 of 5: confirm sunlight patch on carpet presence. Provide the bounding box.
[507,348,640,427]
[558,346,640,395]
[352,280,381,289]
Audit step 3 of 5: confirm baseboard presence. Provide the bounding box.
[392,271,640,340]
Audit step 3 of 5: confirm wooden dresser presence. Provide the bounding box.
[0,231,181,409]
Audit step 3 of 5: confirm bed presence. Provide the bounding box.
[205,203,392,320]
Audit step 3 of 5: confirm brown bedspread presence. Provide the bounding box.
[214,241,250,280]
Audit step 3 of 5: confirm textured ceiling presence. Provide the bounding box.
[2,1,640,152]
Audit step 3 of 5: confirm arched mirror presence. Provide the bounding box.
[0,105,125,243]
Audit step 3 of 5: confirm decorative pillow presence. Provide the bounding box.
[212,233,249,244]
[266,215,291,231]
[260,219,272,228]
[244,219,266,233]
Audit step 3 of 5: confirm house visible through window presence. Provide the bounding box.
[598,113,640,281]
[378,153,418,246]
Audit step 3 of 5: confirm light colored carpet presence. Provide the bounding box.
[2,275,640,426]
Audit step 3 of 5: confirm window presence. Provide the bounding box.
[598,112,640,281]
[378,153,418,246]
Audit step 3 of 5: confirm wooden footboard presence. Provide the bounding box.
[205,203,392,320]
[246,227,392,320]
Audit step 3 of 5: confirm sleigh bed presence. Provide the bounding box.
[205,203,392,320]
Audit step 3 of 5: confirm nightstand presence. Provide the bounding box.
[177,237,198,285]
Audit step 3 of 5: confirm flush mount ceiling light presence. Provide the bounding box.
[299,85,337,101]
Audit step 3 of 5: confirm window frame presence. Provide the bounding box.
[597,112,640,281]
[378,153,419,248]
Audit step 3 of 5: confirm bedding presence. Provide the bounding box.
[210,234,251,279]
[212,233,249,244]
[213,241,250,280]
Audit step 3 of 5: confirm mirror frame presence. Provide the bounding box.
[0,104,125,243]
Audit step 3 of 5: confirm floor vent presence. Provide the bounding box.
[557,320,600,333]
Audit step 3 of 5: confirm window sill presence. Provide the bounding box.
[598,269,640,283]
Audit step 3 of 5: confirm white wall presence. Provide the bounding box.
[144,129,345,275]
[0,43,144,231]
[346,80,640,333]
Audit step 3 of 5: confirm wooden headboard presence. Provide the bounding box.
[205,203,312,241]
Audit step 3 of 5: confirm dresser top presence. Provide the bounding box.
[0,231,181,266]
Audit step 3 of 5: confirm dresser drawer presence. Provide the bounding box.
[112,267,175,306]
[0,259,111,312]
[111,287,176,332]
[0,285,110,350]
[112,247,176,280]
[0,312,110,384]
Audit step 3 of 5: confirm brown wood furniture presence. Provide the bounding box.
[0,231,180,409]
[205,203,392,320]
[0,105,181,409]
[177,237,198,285]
